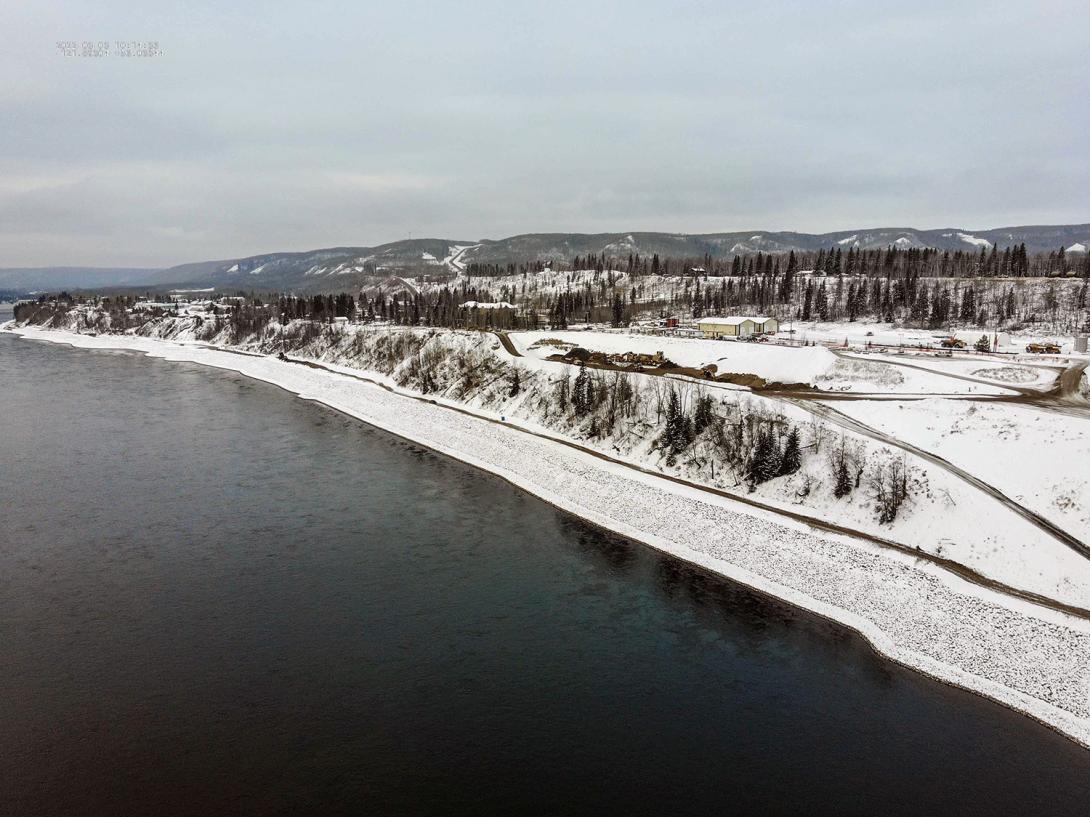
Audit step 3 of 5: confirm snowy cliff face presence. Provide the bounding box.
[14,306,1090,611]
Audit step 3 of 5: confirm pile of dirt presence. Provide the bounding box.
[546,354,815,392]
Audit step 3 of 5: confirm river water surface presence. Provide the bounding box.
[1,326,1088,816]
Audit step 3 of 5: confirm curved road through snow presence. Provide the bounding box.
[778,397,1090,561]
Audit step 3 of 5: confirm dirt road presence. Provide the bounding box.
[493,331,522,357]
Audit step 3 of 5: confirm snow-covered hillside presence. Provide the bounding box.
[831,399,1090,543]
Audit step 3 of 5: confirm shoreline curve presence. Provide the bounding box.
[7,324,1090,752]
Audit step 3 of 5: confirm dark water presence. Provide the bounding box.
[1,330,1088,817]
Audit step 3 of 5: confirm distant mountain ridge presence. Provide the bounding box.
[6,224,1088,293]
[0,267,159,293]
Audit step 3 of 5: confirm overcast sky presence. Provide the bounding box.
[2,1,1088,268]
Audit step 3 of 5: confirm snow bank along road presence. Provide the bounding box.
[8,325,1090,750]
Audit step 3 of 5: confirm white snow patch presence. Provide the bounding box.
[441,244,477,273]
[958,232,993,248]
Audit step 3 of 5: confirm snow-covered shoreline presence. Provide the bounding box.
[6,324,1090,749]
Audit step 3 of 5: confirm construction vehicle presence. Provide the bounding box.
[1025,342,1061,354]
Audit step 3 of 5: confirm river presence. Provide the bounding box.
[1,325,1087,815]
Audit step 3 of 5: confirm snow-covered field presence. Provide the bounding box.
[790,319,1084,355]
[7,322,1090,749]
[515,328,839,383]
[513,329,1008,394]
[790,321,958,349]
[894,356,1058,389]
[835,350,1058,391]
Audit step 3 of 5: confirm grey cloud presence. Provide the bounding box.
[0,0,1087,267]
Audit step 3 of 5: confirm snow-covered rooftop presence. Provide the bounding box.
[696,315,775,325]
[460,301,516,309]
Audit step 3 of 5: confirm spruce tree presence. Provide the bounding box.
[747,429,780,486]
[692,394,714,436]
[816,284,829,321]
[663,389,691,465]
[833,457,852,498]
[611,293,624,327]
[573,366,591,416]
[555,373,570,411]
[779,427,801,476]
